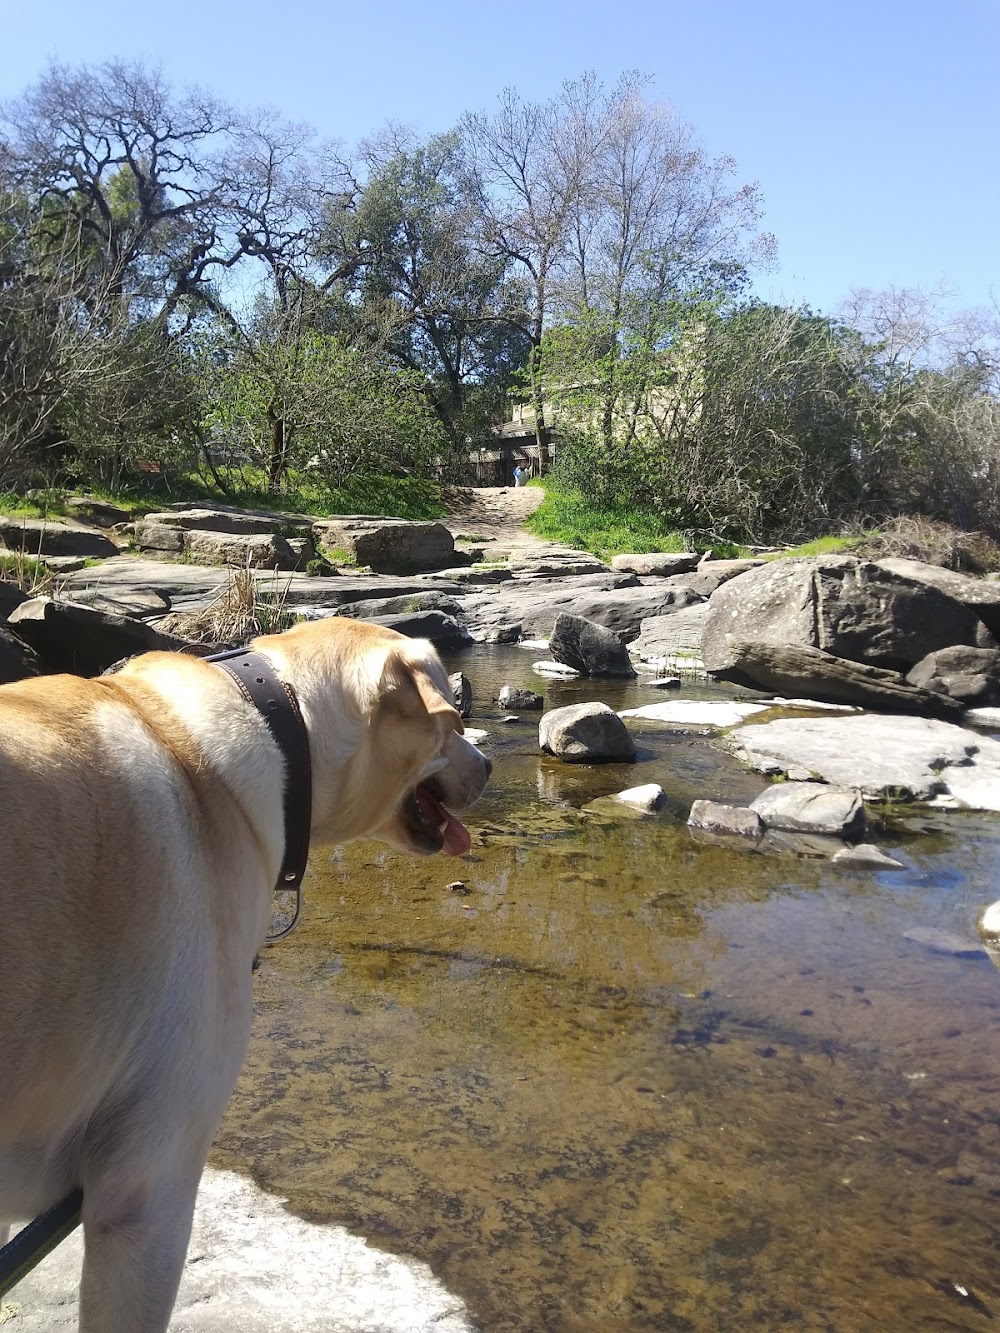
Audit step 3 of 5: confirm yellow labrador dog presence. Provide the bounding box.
[0,617,490,1331]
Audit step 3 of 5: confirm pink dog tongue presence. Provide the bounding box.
[415,786,471,856]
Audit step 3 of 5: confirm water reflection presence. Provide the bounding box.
[212,645,1000,1332]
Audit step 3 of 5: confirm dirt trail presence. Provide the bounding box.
[440,486,553,559]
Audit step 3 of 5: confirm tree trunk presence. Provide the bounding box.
[529,344,549,473]
[267,410,289,491]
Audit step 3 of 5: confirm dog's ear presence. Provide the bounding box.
[380,641,461,724]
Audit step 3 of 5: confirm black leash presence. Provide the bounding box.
[0,1188,83,1297]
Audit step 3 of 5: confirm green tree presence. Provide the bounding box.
[320,128,530,463]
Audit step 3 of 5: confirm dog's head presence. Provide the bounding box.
[253,618,491,857]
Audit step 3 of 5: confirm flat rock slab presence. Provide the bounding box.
[0,516,118,559]
[61,561,461,613]
[728,713,1000,807]
[610,551,699,576]
[619,700,770,729]
[461,584,700,641]
[3,1167,473,1332]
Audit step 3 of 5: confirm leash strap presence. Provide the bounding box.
[0,1188,83,1297]
[206,647,313,943]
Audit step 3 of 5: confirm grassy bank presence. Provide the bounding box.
[524,482,694,561]
[523,480,883,562]
[0,471,446,522]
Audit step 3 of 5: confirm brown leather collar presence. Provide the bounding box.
[207,647,312,942]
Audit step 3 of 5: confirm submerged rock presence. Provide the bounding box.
[832,843,905,871]
[903,927,986,958]
[620,700,770,729]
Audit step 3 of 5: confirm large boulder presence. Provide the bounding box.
[183,530,305,570]
[877,557,1000,639]
[906,645,1000,706]
[722,641,963,715]
[549,612,637,678]
[313,519,455,574]
[0,516,118,559]
[6,597,198,676]
[702,556,987,676]
[134,517,186,553]
[539,702,637,763]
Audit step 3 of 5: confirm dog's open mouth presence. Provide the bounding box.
[406,782,471,856]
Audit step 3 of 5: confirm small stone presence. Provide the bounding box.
[498,685,543,710]
[687,800,764,838]
[500,715,520,724]
[646,676,682,689]
[614,783,666,811]
[463,728,488,746]
[832,843,905,871]
[447,881,471,895]
[484,622,522,644]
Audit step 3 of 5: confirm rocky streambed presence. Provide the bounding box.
[7,504,1000,1329]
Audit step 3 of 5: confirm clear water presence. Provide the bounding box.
[212,645,1000,1332]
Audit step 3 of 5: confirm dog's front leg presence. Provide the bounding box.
[78,1160,204,1333]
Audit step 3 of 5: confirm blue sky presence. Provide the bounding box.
[3,0,997,320]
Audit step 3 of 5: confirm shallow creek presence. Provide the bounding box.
[212,645,1000,1332]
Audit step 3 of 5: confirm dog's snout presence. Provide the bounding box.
[482,753,493,780]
